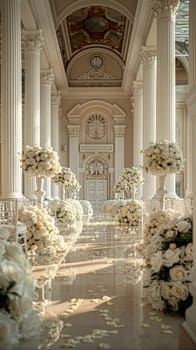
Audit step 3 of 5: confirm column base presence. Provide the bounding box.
[183,319,196,345]
[183,300,196,345]
[0,192,24,199]
[165,192,179,199]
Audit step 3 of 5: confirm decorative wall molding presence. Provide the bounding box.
[67,125,80,137]
[80,144,113,153]
[114,125,126,137]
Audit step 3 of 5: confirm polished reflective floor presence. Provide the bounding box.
[16,216,195,350]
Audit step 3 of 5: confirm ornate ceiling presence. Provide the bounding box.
[21,0,189,92]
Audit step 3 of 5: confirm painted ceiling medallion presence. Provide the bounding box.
[90,55,104,69]
[66,6,126,53]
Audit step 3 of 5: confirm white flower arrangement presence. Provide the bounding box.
[114,167,144,195]
[53,199,83,225]
[118,200,142,226]
[18,205,68,258]
[143,139,183,175]
[21,145,60,177]
[52,167,81,195]
[143,209,193,314]
[113,182,124,194]
[0,228,41,350]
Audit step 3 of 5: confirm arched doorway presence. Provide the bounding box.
[85,156,108,213]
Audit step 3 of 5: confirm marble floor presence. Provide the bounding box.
[16,216,195,350]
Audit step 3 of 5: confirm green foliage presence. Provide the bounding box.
[162,230,192,251]
[0,280,18,313]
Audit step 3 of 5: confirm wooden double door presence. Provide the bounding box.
[86,179,107,213]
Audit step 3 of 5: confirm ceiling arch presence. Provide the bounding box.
[52,0,135,29]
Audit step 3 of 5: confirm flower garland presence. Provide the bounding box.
[52,167,81,195]
[0,228,41,349]
[143,139,183,175]
[143,209,193,314]
[18,205,68,258]
[117,200,142,226]
[21,145,60,177]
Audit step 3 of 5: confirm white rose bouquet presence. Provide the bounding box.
[0,228,41,350]
[18,205,68,259]
[114,167,144,195]
[21,145,60,177]
[52,167,81,196]
[143,139,183,175]
[118,200,142,226]
[143,210,193,314]
[53,199,83,225]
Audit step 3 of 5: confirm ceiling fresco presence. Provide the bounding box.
[54,0,189,87]
[66,7,126,54]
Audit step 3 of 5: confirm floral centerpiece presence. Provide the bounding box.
[120,167,144,187]
[0,228,41,350]
[21,145,60,177]
[18,205,68,263]
[143,139,183,175]
[50,199,83,226]
[117,200,142,226]
[114,167,144,199]
[52,167,81,198]
[142,209,193,314]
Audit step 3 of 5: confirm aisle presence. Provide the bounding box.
[17,218,195,350]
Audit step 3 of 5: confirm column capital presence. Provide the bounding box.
[140,46,157,65]
[152,0,180,17]
[114,125,126,137]
[132,81,143,96]
[67,125,80,137]
[40,69,55,86]
[51,90,61,108]
[22,29,44,52]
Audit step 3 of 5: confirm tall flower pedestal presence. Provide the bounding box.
[35,176,46,209]
[153,174,167,210]
[124,184,137,200]
[63,188,76,200]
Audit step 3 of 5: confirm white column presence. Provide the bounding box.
[51,91,61,199]
[67,125,80,181]
[22,29,44,200]
[132,81,143,199]
[40,69,55,199]
[114,125,126,184]
[186,114,193,199]
[0,0,23,198]
[153,0,179,198]
[140,47,157,200]
[183,0,196,343]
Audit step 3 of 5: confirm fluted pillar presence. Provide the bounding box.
[0,0,23,198]
[67,125,80,181]
[114,125,126,184]
[140,47,157,200]
[132,81,143,199]
[183,0,196,343]
[22,29,44,200]
[40,69,55,199]
[51,91,61,199]
[152,0,180,198]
